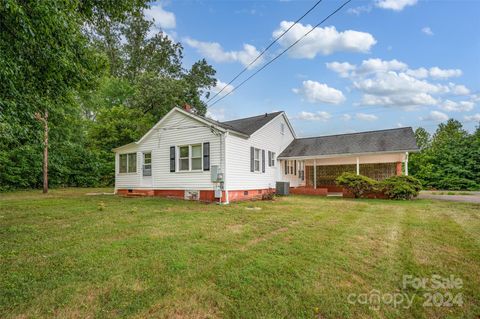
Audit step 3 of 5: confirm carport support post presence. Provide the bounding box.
[313,159,317,189]
[356,157,360,175]
[405,152,409,176]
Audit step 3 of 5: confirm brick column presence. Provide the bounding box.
[396,162,403,176]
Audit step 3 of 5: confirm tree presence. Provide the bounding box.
[0,0,147,191]
[34,111,49,193]
[410,120,479,190]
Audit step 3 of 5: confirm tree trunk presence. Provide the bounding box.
[43,112,48,193]
[35,110,49,193]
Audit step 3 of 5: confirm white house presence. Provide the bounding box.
[114,106,418,203]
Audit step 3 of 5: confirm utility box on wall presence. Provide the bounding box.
[211,165,224,182]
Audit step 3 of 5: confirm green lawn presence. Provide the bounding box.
[1,189,479,318]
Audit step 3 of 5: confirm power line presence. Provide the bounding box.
[208,0,353,108]
[206,0,324,104]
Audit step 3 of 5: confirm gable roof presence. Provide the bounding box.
[113,108,286,151]
[278,127,418,158]
[220,111,284,136]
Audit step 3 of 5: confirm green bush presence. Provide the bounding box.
[336,172,377,198]
[377,175,422,200]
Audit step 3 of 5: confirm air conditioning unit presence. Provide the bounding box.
[184,190,200,200]
[276,182,290,196]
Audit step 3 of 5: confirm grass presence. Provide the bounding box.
[1,188,479,318]
[430,191,475,196]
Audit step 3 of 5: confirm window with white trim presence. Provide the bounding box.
[254,148,260,172]
[280,123,285,135]
[119,153,137,173]
[270,152,275,166]
[178,144,202,171]
[143,152,152,176]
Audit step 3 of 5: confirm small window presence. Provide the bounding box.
[128,153,137,173]
[281,123,285,135]
[178,144,203,171]
[143,152,152,176]
[244,191,248,196]
[119,154,127,173]
[271,152,275,167]
[191,144,202,170]
[179,146,189,171]
[119,153,136,173]
[254,148,260,172]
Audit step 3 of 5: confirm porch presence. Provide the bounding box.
[280,152,409,195]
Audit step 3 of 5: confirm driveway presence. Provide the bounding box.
[418,191,480,203]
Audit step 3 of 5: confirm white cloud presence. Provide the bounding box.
[144,5,176,29]
[210,80,234,97]
[375,0,418,11]
[464,113,480,122]
[360,92,438,107]
[449,83,470,95]
[341,114,352,121]
[421,110,449,122]
[353,72,442,96]
[406,67,429,79]
[440,100,475,112]
[326,58,471,109]
[429,67,462,79]
[273,21,376,58]
[296,111,332,121]
[406,67,462,80]
[326,62,356,78]
[357,58,408,74]
[348,5,373,15]
[185,38,263,68]
[206,108,226,121]
[356,113,378,121]
[421,27,434,36]
[293,80,346,104]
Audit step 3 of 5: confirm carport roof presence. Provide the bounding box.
[278,127,418,158]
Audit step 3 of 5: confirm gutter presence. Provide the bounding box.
[277,149,419,160]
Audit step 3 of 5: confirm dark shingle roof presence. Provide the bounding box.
[279,127,418,158]
[220,111,284,135]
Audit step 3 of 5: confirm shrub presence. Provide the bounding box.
[262,192,275,201]
[377,175,422,200]
[336,172,377,198]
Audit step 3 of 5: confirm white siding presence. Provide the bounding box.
[225,114,294,190]
[115,110,223,190]
[281,160,305,187]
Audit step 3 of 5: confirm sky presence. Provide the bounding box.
[146,0,480,137]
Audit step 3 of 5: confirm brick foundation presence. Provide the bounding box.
[289,187,328,196]
[116,188,272,203]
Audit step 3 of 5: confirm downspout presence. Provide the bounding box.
[223,131,229,204]
[313,159,317,189]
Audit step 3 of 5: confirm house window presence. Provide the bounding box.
[286,160,294,175]
[281,123,285,135]
[179,146,189,171]
[191,144,202,170]
[119,153,137,173]
[254,148,260,172]
[143,152,152,176]
[178,144,202,171]
[270,152,275,167]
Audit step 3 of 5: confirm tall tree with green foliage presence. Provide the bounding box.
[410,120,479,190]
[0,0,147,190]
